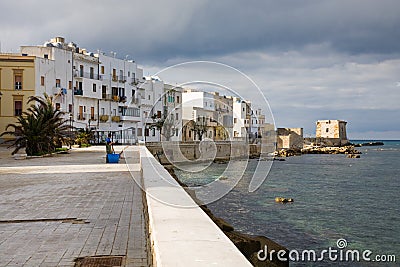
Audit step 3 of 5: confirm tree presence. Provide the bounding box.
[191,116,209,141]
[0,93,72,155]
[149,114,176,141]
[74,128,94,147]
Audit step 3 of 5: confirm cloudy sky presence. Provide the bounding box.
[1,0,399,139]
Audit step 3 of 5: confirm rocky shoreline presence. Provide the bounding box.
[274,145,362,158]
[164,165,288,267]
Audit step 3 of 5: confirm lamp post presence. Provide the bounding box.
[69,113,73,149]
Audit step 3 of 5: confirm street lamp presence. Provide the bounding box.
[69,113,73,149]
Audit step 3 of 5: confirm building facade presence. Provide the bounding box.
[1,37,273,145]
[277,128,304,150]
[0,54,37,141]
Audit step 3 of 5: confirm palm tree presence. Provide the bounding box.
[0,93,72,155]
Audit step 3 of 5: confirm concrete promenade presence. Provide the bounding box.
[0,146,148,267]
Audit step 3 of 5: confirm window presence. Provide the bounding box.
[145,128,149,136]
[326,128,329,133]
[128,71,130,77]
[44,54,49,59]
[152,128,155,136]
[177,95,180,103]
[234,118,237,123]
[137,128,142,136]
[176,113,179,120]
[55,103,61,110]
[157,110,162,118]
[101,66,105,74]
[41,76,45,86]
[14,100,22,116]
[101,108,105,115]
[148,95,150,100]
[69,81,72,90]
[90,107,95,120]
[56,79,61,88]
[69,104,73,113]
[176,129,179,136]
[79,65,84,77]
[14,71,23,90]
[112,69,117,81]
[90,67,94,79]
[93,83,97,92]
[113,109,116,116]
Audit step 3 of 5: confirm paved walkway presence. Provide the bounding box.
[0,146,148,267]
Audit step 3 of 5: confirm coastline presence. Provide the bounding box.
[163,165,288,267]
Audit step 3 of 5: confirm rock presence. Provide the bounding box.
[347,154,360,158]
[360,141,384,146]
[13,153,27,160]
[275,197,294,203]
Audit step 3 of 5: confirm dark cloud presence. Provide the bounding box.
[1,0,399,138]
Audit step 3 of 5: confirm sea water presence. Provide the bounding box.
[175,141,400,266]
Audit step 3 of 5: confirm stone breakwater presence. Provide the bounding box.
[164,166,289,267]
[274,145,361,157]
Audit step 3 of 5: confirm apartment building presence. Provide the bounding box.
[182,89,216,141]
[0,54,37,141]
[212,92,233,140]
[232,97,251,139]
[18,37,146,144]
[1,37,269,145]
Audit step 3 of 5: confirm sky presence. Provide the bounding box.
[1,0,399,139]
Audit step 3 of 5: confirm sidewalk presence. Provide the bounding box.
[0,146,148,267]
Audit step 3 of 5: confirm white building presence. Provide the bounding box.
[163,83,183,142]
[96,52,143,144]
[182,90,216,141]
[232,97,251,139]
[21,37,145,144]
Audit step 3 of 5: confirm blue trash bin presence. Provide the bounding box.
[107,153,120,163]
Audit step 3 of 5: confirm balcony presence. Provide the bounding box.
[76,113,86,121]
[76,113,98,121]
[111,116,121,122]
[99,115,109,122]
[74,71,101,80]
[129,78,139,85]
[111,76,126,83]
[74,89,83,96]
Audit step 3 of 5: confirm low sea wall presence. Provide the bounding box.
[135,146,253,266]
[145,141,261,164]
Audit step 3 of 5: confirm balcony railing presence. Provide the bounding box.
[101,94,120,102]
[99,115,109,122]
[76,113,86,121]
[111,75,126,83]
[74,71,101,80]
[74,89,83,96]
[76,113,98,121]
[129,78,139,85]
[111,116,121,122]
